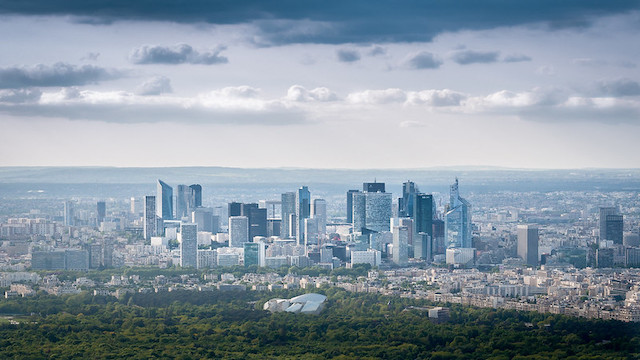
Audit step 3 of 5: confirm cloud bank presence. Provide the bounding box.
[130,44,228,65]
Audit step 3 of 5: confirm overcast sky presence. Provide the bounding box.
[0,1,639,169]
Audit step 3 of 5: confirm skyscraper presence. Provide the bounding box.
[312,198,327,237]
[228,202,243,217]
[365,192,392,233]
[63,200,75,226]
[600,207,623,244]
[192,207,215,233]
[363,181,385,193]
[399,181,418,218]
[414,193,433,238]
[296,186,311,245]
[189,184,202,208]
[243,204,267,240]
[346,189,359,223]
[392,225,409,266]
[175,184,192,220]
[96,201,106,225]
[229,216,249,248]
[143,196,156,240]
[281,192,296,239]
[351,191,366,233]
[517,224,539,266]
[445,178,472,249]
[180,223,198,268]
[157,179,173,220]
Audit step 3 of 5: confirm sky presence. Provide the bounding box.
[0,1,639,169]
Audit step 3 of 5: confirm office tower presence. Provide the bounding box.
[415,232,432,260]
[267,219,281,237]
[346,189,359,223]
[392,225,409,266]
[229,216,249,247]
[63,200,75,226]
[189,184,202,207]
[399,181,418,218]
[192,207,215,233]
[296,186,311,245]
[244,205,267,240]
[414,193,433,238]
[175,185,192,220]
[432,220,445,254]
[180,223,198,268]
[228,202,243,217]
[157,179,173,220]
[351,191,366,233]
[130,197,137,214]
[399,217,414,245]
[289,214,297,238]
[281,192,296,239]
[304,217,318,246]
[605,215,624,245]
[445,178,472,249]
[365,192,393,233]
[260,200,281,219]
[312,199,327,236]
[517,224,539,266]
[363,181,385,193]
[599,207,617,240]
[96,201,106,225]
[143,196,156,240]
[244,241,266,267]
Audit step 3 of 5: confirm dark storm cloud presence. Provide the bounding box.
[451,50,500,65]
[336,49,360,62]
[130,44,228,65]
[0,63,123,88]
[1,1,638,45]
[405,51,443,69]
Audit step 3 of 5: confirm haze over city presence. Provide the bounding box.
[0,1,639,168]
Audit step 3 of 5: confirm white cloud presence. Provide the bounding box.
[286,85,338,102]
[347,88,406,104]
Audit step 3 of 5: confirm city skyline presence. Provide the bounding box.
[0,2,639,168]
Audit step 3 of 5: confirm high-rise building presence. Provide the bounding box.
[414,193,433,239]
[96,201,106,225]
[228,202,243,217]
[445,178,472,249]
[192,207,216,233]
[605,215,624,245]
[175,185,192,220]
[229,216,249,248]
[244,241,266,267]
[304,217,318,246]
[244,205,267,240]
[346,189,359,223]
[157,179,173,220]
[363,181,385,193]
[312,199,327,236]
[189,184,202,208]
[281,192,296,239]
[143,196,156,240]
[365,192,392,233]
[517,224,539,266]
[599,207,617,240]
[415,232,432,260]
[296,186,311,245]
[63,200,75,226]
[130,197,138,214]
[399,181,418,218]
[180,223,198,268]
[392,225,409,266]
[351,191,366,233]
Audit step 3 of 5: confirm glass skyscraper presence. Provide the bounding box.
[296,186,311,245]
[157,179,174,220]
[445,178,472,249]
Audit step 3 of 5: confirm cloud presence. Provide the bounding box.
[80,52,100,61]
[136,76,173,95]
[404,51,442,69]
[451,50,500,65]
[503,53,532,63]
[347,88,406,104]
[573,58,608,67]
[129,44,228,65]
[406,89,467,106]
[286,85,338,102]
[595,78,640,97]
[4,1,637,45]
[0,88,42,103]
[0,87,306,125]
[368,45,386,56]
[336,49,360,62]
[0,63,123,88]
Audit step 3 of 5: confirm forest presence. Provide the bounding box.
[0,288,638,359]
